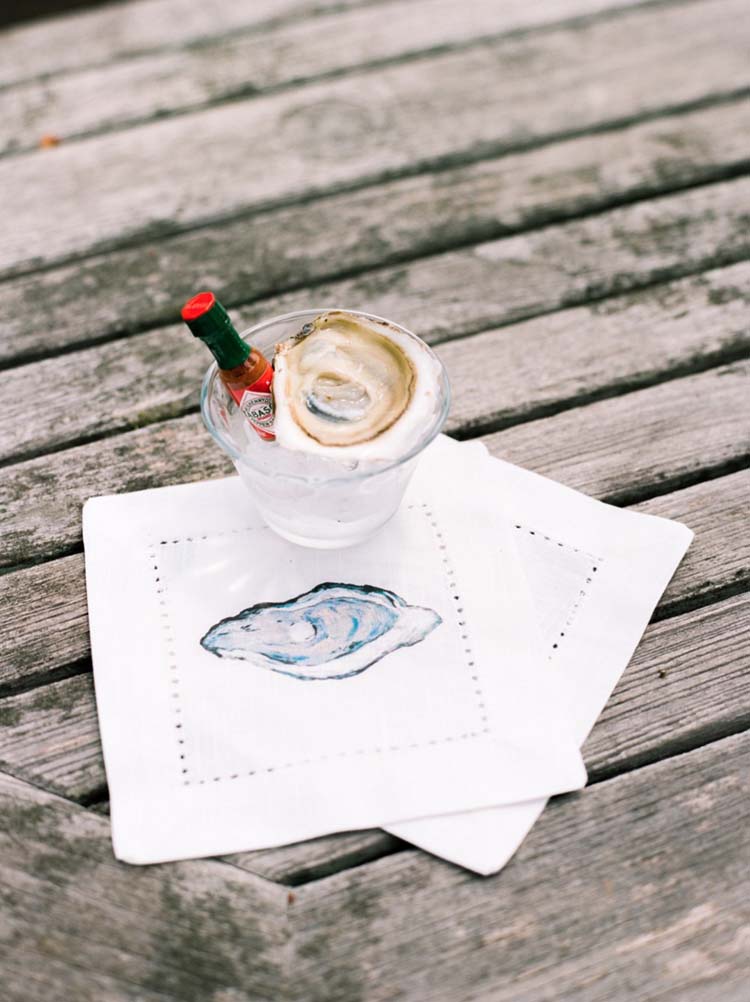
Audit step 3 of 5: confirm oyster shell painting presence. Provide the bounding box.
[200,582,442,680]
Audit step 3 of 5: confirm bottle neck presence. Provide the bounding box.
[201,327,250,370]
[181,292,251,369]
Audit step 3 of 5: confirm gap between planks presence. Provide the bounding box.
[0,0,380,90]
[2,0,750,279]
[0,730,747,1000]
[3,176,750,466]
[1,357,748,570]
[0,0,687,158]
[2,94,750,371]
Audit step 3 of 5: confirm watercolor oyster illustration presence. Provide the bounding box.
[200,582,442,680]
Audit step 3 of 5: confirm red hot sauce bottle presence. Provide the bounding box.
[181,291,275,440]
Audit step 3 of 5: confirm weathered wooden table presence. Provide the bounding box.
[1,0,749,998]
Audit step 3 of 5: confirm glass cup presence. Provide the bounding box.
[200,308,450,549]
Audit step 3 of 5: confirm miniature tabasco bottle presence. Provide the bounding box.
[181,291,275,440]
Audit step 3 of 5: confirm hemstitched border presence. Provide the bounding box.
[151,505,490,787]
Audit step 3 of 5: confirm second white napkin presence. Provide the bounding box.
[387,444,693,873]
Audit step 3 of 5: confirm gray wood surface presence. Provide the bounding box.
[3,95,749,366]
[0,0,645,154]
[289,731,750,1002]
[584,591,750,779]
[1,0,748,996]
[4,188,750,463]
[2,0,748,277]
[0,771,287,1002]
[0,0,371,87]
[3,731,749,1000]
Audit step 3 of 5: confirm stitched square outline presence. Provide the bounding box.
[148,503,491,787]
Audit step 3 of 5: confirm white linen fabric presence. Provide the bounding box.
[388,445,692,873]
[84,436,585,865]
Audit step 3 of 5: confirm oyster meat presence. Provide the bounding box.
[200,582,441,680]
[272,311,443,460]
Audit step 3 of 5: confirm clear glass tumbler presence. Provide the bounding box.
[200,308,450,549]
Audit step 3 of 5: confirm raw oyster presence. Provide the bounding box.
[272,311,444,461]
[200,582,441,680]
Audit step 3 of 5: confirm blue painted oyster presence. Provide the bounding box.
[200,582,441,680]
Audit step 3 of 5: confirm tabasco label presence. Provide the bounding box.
[238,388,275,439]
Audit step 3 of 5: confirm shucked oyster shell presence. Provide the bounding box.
[272,311,443,461]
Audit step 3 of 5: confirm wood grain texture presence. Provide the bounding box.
[1,0,747,992]
[3,732,749,999]
[4,96,750,367]
[0,415,232,569]
[0,0,649,154]
[585,591,750,780]
[2,0,749,276]
[637,470,750,615]
[289,730,750,1002]
[3,358,746,570]
[0,0,370,88]
[482,361,750,504]
[4,182,750,463]
[0,553,89,693]
[0,771,287,1002]
[0,674,101,801]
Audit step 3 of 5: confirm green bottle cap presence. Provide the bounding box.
[181,291,250,370]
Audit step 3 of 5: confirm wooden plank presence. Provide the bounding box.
[480,361,750,504]
[4,183,750,464]
[0,771,287,1002]
[3,732,750,997]
[0,0,370,88]
[2,0,749,276]
[0,555,88,694]
[1,539,746,880]
[0,461,745,841]
[0,456,745,885]
[584,590,750,781]
[638,471,750,616]
[0,554,88,694]
[2,468,748,697]
[0,0,650,155]
[0,415,232,570]
[2,358,747,570]
[4,95,750,367]
[290,730,750,1002]
[0,674,101,801]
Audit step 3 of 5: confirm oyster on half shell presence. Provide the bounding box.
[272,311,443,460]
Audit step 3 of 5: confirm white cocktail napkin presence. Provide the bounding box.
[387,444,693,874]
[84,436,585,864]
